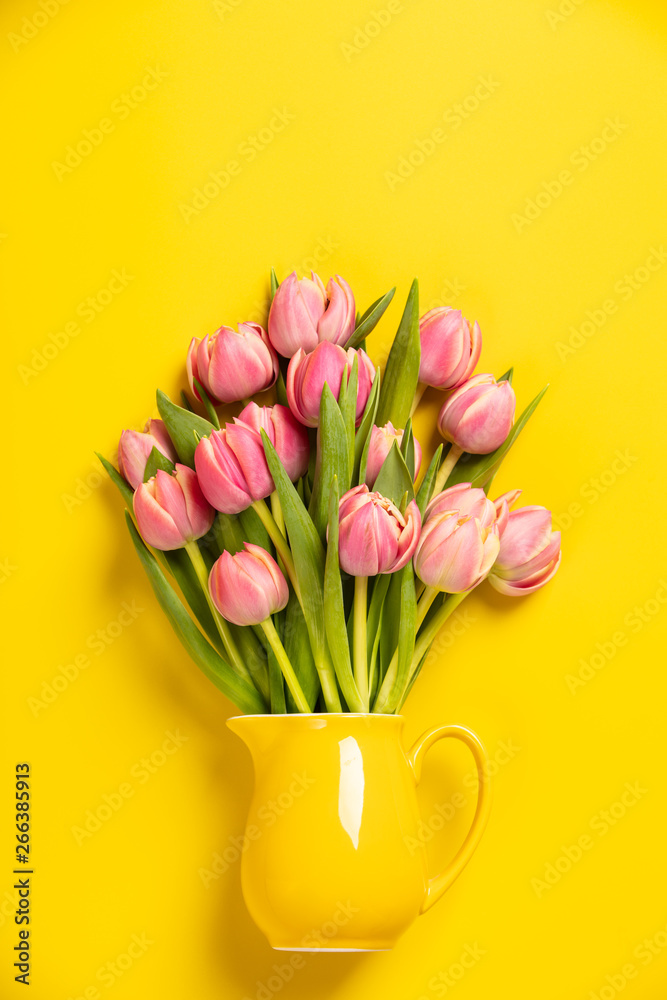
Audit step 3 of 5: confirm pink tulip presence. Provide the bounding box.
[209,543,289,626]
[194,402,309,514]
[337,485,421,577]
[425,482,498,529]
[133,464,214,550]
[489,506,561,596]
[186,322,278,404]
[438,373,516,454]
[365,422,422,488]
[419,308,481,390]
[268,271,356,357]
[118,419,177,490]
[286,342,376,428]
[414,483,502,592]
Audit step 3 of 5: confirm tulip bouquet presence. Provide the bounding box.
[99,271,560,716]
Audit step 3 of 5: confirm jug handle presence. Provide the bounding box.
[406,724,492,913]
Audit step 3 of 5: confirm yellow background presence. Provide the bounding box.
[2,0,667,996]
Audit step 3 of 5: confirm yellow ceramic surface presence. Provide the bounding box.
[227,714,491,951]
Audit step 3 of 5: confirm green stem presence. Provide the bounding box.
[372,647,398,714]
[251,499,300,601]
[270,491,286,536]
[373,591,469,713]
[415,584,439,629]
[410,381,428,417]
[260,617,311,713]
[433,444,464,495]
[184,542,254,688]
[409,590,469,679]
[353,576,369,711]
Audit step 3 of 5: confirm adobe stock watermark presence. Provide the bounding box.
[385,76,501,191]
[423,278,468,312]
[552,448,638,534]
[27,600,144,717]
[17,269,135,385]
[7,0,72,53]
[588,917,667,1000]
[340,0,406,62]
[179,108,295,223]
[61,461,108,514]
[555,246,667,362]
[531,782,647,898]
[198,771,315,887]
[405,738,520,857]
[52,67,169,181]
[64,932,154,999]
[416,943,486,999]
[565,579,667,694]
[545,0,588,31]
[242,901,359,1000]
[212,0,245,19]
[0,557,18,584]
[426,604,477,662]
[71,731,188,846]
[511,118,627,233]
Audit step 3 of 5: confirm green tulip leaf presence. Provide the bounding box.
[308,383,350,541]
[156,389,215,467]
[393,564,417,709]
[400,417,416,480]
[345,287,396,350]
[267,641,286,713]
[376,278,420,429]
[96,452,134,509]
[270,267,279,301]
[373,439,414,506]
[260,429,327,660]
[192,379,221,430]
[143,446,176,482]
[160,546,224,654]
[283,591,319,711]
[415,444,443,515]
[366,573,391,661]
[323,477,365,713]
[125,513,266,714]
[338,355,358,476]
[276,369,288,407]
[499,367,514,385]
[353,368,380,484]
[239,505,272,551]
[214,512,245,555]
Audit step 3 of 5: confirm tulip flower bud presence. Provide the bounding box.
[419,307,481,390]
[337,485,421,577]
[365,422,423,488]
[437,373,516,454]
[209,543,289,626]
[426,482,497,528]
[186,322,278,404]
[133,464,214,550]
[488,506,561,596]
[286,341,376,428]
[414,483,502,593]
[118,419,177,490]
[268,271,356,357]
[194,402,309,514]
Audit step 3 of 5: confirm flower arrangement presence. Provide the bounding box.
[99,271,560,716]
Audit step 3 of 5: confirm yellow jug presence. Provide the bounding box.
[227,713,491,951]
